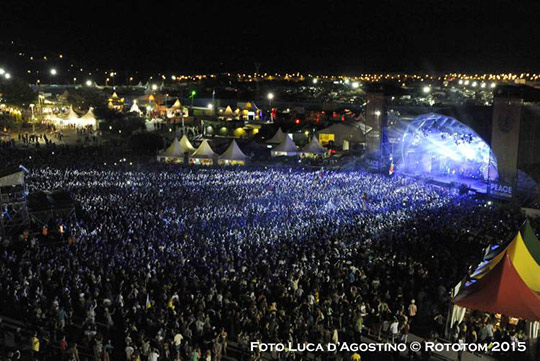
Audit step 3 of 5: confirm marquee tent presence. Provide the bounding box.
[301,136,326,157]
[190,139,216,165]
[63,106,79,121]
[271,135,298,157]
[267,128,287,144]
[157,135,196,163]
[157,137,184,162]
[452,221,540,322]
[129,101,142,114]
[78,107,98,128]
[222,106,234,119]
[170,99,182,109]
[49,106,97,129]
[179,135,195,153]
[219,139,247,165]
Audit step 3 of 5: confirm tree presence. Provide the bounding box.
[67,88,108,113]
[1,78,36,107]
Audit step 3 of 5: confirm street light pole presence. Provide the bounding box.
[212,89,215,115]
[267,93,274,121]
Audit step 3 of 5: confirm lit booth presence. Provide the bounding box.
[157,135,195,163]
[300,136,326,158]
[190,139,217,165]
[219,139,248,166]
[270,135,298,157]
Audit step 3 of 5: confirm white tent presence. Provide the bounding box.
[267,128,287,144]
[191,139,216,165]
[129,102,142,114]
[219,139,247,165]
[63,106,79,121]
[157,137,185,162]
[170,99,182,109]
[78,107,98,128]
[271,135,298,157]
[157,135,196,162]
[80,107,96,119]
[301,136,326,156]
[49,106,97,129]
[179,135,195,153]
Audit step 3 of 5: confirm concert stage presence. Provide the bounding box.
[404,172,490,195]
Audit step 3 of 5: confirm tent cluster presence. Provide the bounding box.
[157,136,247,166]
[268,128,327,157]
[48,106,98,129]
[218,102,260,121]
[452,221,540,323]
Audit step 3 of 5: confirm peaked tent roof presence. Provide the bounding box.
[219,140,247,161]
[191,139,216,159]
[161,138,184,158]
[520,220,540,265]
[129,102,141,113]
[179,135,195,153]
[80,107,96,120]
[223,106,234,116]
[301,136,326,154]
[63,106,79,120]
[267,128,287,144]
[273,135,298,153]
[454,253,540,321]
[171,99,182,109]
[469,224,540,292]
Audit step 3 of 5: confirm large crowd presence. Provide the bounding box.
[0,145,536,361]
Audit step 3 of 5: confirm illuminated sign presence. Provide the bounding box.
[489,182,513,199]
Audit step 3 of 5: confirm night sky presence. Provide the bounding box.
[1,0,540,74]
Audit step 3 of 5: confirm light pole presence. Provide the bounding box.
[50,68,57,84]
[267,92,274,108]
[267,93,274,122]
[212,89,216,115]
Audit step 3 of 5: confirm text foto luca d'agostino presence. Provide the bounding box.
[250,341,528,353]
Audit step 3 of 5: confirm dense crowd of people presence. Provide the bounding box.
[0,146,537,361]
